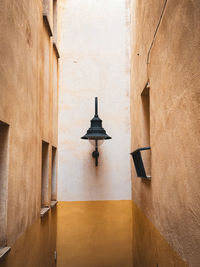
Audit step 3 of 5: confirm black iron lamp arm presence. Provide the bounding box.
[92,140,99,166]
[95,97,98,116]
[131,147,151,154]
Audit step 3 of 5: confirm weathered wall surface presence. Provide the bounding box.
[0,0,59,247]
[58,0,131,201]
[130,0,200,266]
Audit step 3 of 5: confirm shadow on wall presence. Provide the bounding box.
[132,202,188,267]
[76,140,113,200]
[0,208,57,267]
[0,201,133,267]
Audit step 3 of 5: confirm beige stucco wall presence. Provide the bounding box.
[58,0,131,201]
[130,0,200,266]
[0,0,59,246]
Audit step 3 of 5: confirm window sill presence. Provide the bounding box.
[43,14,53,37]
[0,247,11,259]
[53,42,60,59]
[51,200,58,208]
[40,207,50,217]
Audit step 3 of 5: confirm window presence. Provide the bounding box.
[41,141,49,208]
[52,0,60,58]
[141,83,151,178]
[53,0,57,43]
[51,146,57,202]
[0,121,9,247]
[43,0,53,36]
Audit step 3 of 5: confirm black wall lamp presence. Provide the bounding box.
[130,147,151,179]
[81,97,111,166]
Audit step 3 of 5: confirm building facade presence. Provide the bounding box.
[0,0,59,265]
[130,0,200,266]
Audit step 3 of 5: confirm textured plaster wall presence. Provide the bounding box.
[58,0,131,201]
[0,0,59,245]
[130,0,200,266]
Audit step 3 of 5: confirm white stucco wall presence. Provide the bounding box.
[58,0,131,201]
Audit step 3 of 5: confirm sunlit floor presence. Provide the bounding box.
[0,201,133,267]
[57,201,133,267]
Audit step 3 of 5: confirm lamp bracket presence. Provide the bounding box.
[92,140,99,166]
[130,147,151,179]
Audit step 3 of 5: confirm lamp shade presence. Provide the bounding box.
[81,97,111,140]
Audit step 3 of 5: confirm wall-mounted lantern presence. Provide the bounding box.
[130,147,151,179]
[81,97,111,166]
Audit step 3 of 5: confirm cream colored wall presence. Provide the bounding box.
[58,0,131,201]
[0,0,59,246]
[130,0,200,266]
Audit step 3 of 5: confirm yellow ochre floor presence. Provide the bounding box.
[0,201,133,267]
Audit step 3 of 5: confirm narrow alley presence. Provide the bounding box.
[0,0,199,266]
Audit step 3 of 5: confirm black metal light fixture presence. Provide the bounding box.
[130,147,151,179]
[81,97,111,166]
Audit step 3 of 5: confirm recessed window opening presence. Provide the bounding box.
[0,121,9,247]
[53,0,57,43]
[43,0,50,16]
[41,141,49,208]
[51,146,57,201]
[141,83,151,178]
[42,0,53,37]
